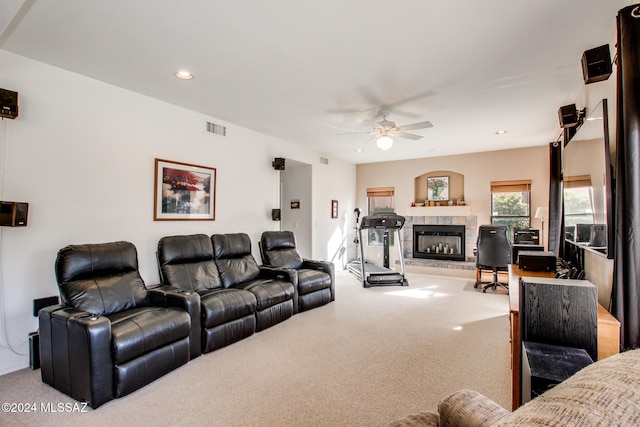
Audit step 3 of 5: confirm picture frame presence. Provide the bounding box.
[427,176,449,201]
[291,199,300,209]
[154,158,216,221]
[331,200,338,218]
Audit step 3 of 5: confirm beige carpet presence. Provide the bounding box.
[0,271,511,427]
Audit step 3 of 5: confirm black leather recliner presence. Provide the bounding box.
[260,231,335,313]
[39,241,192,408]
[211,233,296,331]
[157,234,258,356]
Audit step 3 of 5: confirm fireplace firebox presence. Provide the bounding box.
[413,224,466,261]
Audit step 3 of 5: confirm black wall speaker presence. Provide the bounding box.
[558,104,578,128]
[582,44,612,84]
[0,88,18,119]
[0,201,29,226]
[272,158,285,170]
[271,208,281,221]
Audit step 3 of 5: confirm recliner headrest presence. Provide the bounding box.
[211,233,252,259]
[261,231,296,251]
[158,234,214,265]
[56,241,139,283]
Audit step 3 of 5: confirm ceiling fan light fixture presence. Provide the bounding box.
[376,136,393,150]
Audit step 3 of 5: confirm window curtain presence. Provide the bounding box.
[612,4,640,350]
[548,141,563,257]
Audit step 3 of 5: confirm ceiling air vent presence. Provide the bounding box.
[320,157,329,165]
[206,121,226,136]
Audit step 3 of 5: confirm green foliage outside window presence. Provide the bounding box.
[491,192,530,234]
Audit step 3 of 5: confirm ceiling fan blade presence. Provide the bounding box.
[398,121,433,131]
[396,132,424,140]
[336,131,373,135]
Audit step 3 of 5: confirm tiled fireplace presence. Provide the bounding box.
[402,215,478,268]
[413,224,465,261]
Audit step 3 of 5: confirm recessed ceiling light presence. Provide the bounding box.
[356,148,364,153]
[495,130,508,135]
[176,70,193,80]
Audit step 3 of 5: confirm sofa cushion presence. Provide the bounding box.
[55,241,149,316]
[200,288,257,328]
[110,306,191,364]
[232,278,295,310]
[158,234,221,292]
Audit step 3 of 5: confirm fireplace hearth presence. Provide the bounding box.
[413,224,466,261]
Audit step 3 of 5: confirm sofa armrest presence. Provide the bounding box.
[148,285,202,359]
[302,259,335,301]
[437,389,510,427]
[39,305,113,408]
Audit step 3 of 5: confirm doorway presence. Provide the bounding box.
[280,159,312,258]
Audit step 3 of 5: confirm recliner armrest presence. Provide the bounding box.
[148,285,202,358]
[39,305,113,408]
[302,259,336,301]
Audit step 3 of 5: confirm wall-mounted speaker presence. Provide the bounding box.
[271,208,281,221]
[0,201,28,226]
[558,104,579,128]
[272,158,285,170]
[0,88,18,119]
[582,44,612,84]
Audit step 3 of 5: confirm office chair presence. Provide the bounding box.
[475,224,512,293]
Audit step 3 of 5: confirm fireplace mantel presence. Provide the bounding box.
[400,205,471,217]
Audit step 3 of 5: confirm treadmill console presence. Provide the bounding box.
[359,214,405,230]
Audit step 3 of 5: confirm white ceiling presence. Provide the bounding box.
[0,0,631,164]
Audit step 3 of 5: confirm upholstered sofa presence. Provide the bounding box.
[390,348,640,426]
[39,241,192,408]
[156,233,296,356]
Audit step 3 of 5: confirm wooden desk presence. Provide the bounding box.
[508,264,620,410]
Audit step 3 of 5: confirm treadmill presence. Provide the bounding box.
[354,213,409,288]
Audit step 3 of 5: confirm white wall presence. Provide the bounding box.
[0,50,355,374]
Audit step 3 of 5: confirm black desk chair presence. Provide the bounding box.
[475,224,511,293]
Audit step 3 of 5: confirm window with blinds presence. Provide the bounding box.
[366,187,395,246]
[490,180,532,231]
[563,175,595,226]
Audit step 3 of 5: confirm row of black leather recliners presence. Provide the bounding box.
[38,231,335,408]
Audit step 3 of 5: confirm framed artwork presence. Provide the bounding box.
[154,158,216,221]
[291,199,300,209]
[427,176,449,201]
[331,200,338,218]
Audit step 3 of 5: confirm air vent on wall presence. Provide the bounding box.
[206,121,226,136]
[320,157,329,165]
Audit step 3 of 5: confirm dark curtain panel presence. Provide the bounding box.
[548,141,563,257]
[612,4,640,350]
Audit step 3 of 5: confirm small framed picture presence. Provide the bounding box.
[291,199,300,209]
[331,200,338,218]
[154,158,216,221]
[427,176,449,201]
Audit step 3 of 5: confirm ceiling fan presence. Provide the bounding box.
[339,114,434,150]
